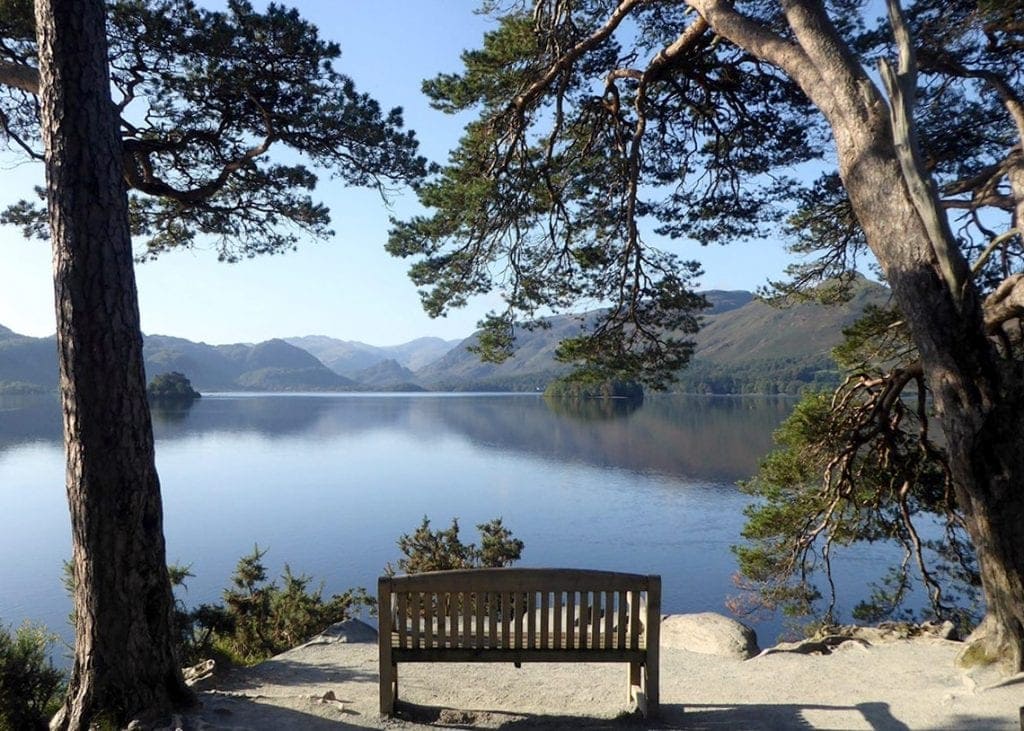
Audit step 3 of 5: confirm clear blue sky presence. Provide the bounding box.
[0,1,798,347]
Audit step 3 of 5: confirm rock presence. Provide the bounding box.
[183,658,216,687]
[660,612,760,659]
[304,618,378,646]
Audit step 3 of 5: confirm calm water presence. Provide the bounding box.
[0,393,902,650]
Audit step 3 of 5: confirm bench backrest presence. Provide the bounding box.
[378,568,660,652]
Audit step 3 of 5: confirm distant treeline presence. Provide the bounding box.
[670,356,840,396]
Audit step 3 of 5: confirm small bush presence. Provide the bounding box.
[387,516,524,575]
[0,621,65,731]
[183,546,371,666]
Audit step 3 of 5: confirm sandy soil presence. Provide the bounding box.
[166,619,1024,730]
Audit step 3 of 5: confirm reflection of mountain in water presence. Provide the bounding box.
[0,394,793,483]
[542,396,643,421]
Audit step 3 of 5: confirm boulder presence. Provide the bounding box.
[660,612,760,659]
[303,618,378,646]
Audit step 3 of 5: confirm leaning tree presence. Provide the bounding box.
[389,0,1024,671]
[0,0,425,727]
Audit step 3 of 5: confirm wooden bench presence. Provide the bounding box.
[378,568,660,718]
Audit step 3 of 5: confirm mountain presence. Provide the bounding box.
[413,313,604,391]
[0,327,57,393]
[285,335,458,375]
[143,336,357,392]
[0,279,889,395]
[350,359,423,390]
[674,281,887,394]
[0,331,357,393]
[412,280,889,394]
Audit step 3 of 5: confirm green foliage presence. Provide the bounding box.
[0,0,426,262]
[65,549,371,668]
[146,371,201,399]
[387,516,524,575]
[734,383,981,632]
[671,356,840,396]
[544,375,643,400]
[0,621,65,731]
[181,546,371,666]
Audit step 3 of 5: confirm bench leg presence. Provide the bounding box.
[628,660,641,704]
[380,661,396,715]
[645,657,659,718]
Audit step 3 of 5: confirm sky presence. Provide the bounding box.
[0,1,798,347]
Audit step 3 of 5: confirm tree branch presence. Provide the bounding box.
[511,0,645,115]
[0,58,39,95]
[686,0,828,109]
[878,0,966,307]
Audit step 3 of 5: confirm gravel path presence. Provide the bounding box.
[165,619,1024,730]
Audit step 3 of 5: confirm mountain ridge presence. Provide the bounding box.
[0,281,887,395]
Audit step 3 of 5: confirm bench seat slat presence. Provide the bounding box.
[391,630,647,651]
[392,647,648,663]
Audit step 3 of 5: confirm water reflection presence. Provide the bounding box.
[0,393,791,483]
[542,395,643,421]
[149,397,200,426]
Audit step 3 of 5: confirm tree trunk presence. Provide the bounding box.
[690,0,1024,672]
[837,118,1024,672]
[33,1,192,728]
[824,42,1024,680]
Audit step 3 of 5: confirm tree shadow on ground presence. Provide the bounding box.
[209,657,377,693]
[394,700,1002,730]
[185,691,363,729]
[393,701,651,729]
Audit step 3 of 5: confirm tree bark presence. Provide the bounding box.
[690,0,1024,671]
[33,1,192,728]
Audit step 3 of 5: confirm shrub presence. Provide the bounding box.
[184,546,371,666]
[387,516,524,575]
[0,621,65,731]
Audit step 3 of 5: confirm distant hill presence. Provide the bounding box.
[0,327,57,394]
[675,281,887,394]
[143,336,357,392]
[350,358,421,389]
[411,281,889,394]
[284,335,458,375]
[412,313,606,391]
[0,332,357,393]
[0,280,889,395]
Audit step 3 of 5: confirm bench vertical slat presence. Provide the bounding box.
[591,591,602,650]
[396,592,408,649]
[579,591,589,649]
[604,591,614,649]
[449,592,459,648]
[514,592,525,649]
[488,591,498,647]
[540,592,550,649]
[475,592,486,649]
[462,592,472,649]
[566,592,576,649]
[554,591,563,649]
[435,593,444,648]
[411,592,421,648]
[527,591,537,649]
[424,592,434,649]
[629,590,640,650]
[501,591,513,649]
[617,590,627,650]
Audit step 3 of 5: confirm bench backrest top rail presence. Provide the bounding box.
[380,567,658,593]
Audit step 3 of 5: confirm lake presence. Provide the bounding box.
[0,392,905,651]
